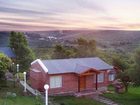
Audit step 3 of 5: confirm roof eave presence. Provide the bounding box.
[31,59,48,73]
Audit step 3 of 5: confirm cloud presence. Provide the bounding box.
[99,16,120,22]
[121,23,140,29]
[98,23,140,30]
[0,0,107,19]
[0,21,57,31]
[0,19,96,31]
[0,0,105,15]
[0,6,45,15]
[99,26,124,30]
[76,0,105,12]
[0,0,139,31]
[0,17,36,22]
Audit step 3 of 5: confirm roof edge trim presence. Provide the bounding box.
[31,59,48,73]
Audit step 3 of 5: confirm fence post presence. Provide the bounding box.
[44,84,49,105]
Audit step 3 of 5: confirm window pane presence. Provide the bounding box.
[109,74,115,81]
[50,76,62,88]
[50,76,55,88]
[98,73,104,83]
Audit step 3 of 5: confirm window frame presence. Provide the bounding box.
[97,72,104,83]
[108,73,115,81]
[50,75,62,89]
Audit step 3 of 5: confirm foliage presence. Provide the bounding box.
[17,45,35,71]
[33,48,52,59]
[52,38,96,59]
[53,44,76,59]
[0,53,12,79]
[76,38,96,57]
[112,55,130,92]
[9,31,28,49]
[9,31,35,71]
[130,48,140,86]
[96,50,118,64]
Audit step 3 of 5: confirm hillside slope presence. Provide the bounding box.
[0,30,140,53]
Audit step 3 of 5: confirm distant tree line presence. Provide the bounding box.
[52,38,96,59]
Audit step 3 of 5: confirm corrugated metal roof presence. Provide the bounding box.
[0,47,16,58]
[42,57,113,74]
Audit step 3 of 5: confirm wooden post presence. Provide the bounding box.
[95,73,98,90]
[44,84,49,105]
[78,75,80,92]
[23,72,27,92]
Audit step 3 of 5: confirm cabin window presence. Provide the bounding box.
[97,73,104,83]
[50,76,62,88]
[109,74,115,81]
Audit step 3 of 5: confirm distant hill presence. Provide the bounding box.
[0,30,140,53]
[26,30,140,52]
[26,30,140,43]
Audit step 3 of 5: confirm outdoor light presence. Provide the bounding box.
[16,64,19,79]
[16,64,19,72]
[44,84,49,105]
[11,62,14,72]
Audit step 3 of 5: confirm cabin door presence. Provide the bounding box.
[79,76,86,91]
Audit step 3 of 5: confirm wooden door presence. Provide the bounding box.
[80,76,86,91]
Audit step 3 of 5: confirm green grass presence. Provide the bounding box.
[1,80,104,105]
[0,96,42,105]
[0,80,43,105]
[103,86,140,105]
[52,96,105,105]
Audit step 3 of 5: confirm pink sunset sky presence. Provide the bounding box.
[0,0,140,31]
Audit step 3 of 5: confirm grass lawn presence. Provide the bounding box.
[103,86,140,105]
[52,96,105,105]
[0,96,42,105]
[0,80,105,105]
[0,80,43,105]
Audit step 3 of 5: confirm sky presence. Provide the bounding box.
[0,0,140,31]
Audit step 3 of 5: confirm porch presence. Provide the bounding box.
[74,87,107,97]
[74,90,99,97]
[77,68,100,93]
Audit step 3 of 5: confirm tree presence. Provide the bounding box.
[17,45,35,71]
[9,31,35,71]
[0,53,12,79]
[76,38,96,57]
[53,45,65,59]
[131,48,140,86]
[53,38,96,59]
[53,45,76,59]
[88,40,96,52]
[112,56,130,92]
